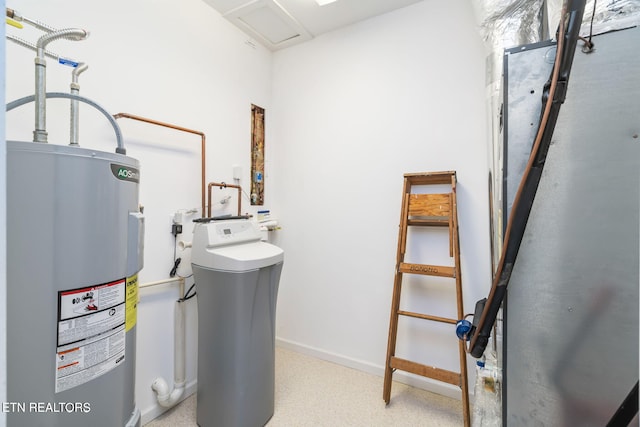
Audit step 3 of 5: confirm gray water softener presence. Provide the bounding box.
[6,141,144,427]
[191,217,284,427]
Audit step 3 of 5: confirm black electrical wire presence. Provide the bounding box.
[171,233,196,301]
[169,258,181,278]
[169,231,194,279]
[178,283,197,302]
[169,232,181,277]
[581,0,597,53]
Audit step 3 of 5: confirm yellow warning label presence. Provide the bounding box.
[125,274,138,332]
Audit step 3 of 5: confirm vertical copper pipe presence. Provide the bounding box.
[468,1,569,355]
[113,113,206,217]
[207,182,242,218]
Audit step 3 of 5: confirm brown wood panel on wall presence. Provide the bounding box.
[251,104,265,205]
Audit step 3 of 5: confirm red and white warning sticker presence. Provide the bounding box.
[55,279,126,393]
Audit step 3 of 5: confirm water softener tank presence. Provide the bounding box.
[6,140,144,426]
[191,218,283,427]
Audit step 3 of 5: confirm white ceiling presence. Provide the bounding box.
[202,0,424,50]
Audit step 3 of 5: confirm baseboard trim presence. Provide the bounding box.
[275,337,462,401]
[140,379,198,425]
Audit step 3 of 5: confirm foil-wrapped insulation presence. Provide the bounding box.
[472,0,545,50]
[474,0,640,83]
[472,0,545,89]
[547,0,640,39]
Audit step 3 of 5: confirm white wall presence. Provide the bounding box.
[271,0,490,398]
[5,0,271,423]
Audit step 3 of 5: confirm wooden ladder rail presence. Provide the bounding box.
[382,171,470,427]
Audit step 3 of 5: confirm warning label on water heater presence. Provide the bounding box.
[55,279,126,393]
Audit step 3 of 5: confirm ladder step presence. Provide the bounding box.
[399,262,455,278]
[407,218,450,227]
[390,357,461,386]
[397,310,457,324]
[404,171,455,185]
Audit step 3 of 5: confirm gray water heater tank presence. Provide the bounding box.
[6,140,144,427]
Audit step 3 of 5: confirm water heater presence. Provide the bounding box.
[6,140,144,426]
[5,15,144,425]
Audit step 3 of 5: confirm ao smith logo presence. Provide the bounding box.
[118,169,137,180]
[110,164,140,183]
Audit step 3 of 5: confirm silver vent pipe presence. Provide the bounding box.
[6,34,87,146]
[34,28,89,143]
[70,63,89,146]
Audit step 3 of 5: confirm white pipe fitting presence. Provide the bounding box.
[151,299,186,408]
[178,240,192,250]
[151,377,185,409]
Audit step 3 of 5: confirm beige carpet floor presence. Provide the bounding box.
[145,347,464,426]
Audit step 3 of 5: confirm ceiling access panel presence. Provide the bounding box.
[203,0,311,50]
[201,0,425,51]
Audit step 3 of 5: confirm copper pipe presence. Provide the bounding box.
[468,2,568,354]
[113,112,206,217]
[207,182,242,217]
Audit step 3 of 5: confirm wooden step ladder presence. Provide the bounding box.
[383,171,470,427]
